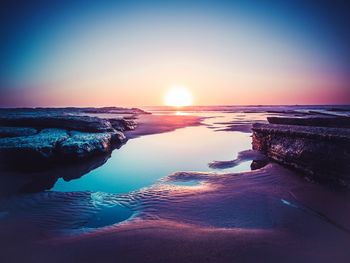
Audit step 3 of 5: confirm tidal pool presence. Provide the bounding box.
[84,203,133,228]
[53,112,252,194]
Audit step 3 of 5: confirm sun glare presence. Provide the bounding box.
[164,86,193,107]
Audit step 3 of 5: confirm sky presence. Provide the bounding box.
[1,0,350,107]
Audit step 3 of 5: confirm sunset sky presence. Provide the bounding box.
[1,0,350,107]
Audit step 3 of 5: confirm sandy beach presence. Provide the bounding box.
[0,106,350,262]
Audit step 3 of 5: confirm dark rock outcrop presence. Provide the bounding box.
[0,108,140,172]
[267,116,350,128]
[252,122,350,186]
[81,106,149,115]
[0,106,149,117]
[0,129,69,170]
[0,115,114,133]
[108,118,137,131]
[58,130,126,159]
[0,127,37,138]
[0,127,127,171]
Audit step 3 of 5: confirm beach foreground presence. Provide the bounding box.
[0,106,349,263]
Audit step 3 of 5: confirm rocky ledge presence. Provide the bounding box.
[0,107,143,171]
[252,117,350,186]
[267,116,350,128]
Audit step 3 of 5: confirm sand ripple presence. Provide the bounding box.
[1,163,349,238]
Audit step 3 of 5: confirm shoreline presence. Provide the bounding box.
[0,106,350,262]
[0,107,205,195]
[1,164,350,263]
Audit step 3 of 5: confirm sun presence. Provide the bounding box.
[164,85,193,107]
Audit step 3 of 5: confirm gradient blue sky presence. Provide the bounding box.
[1,0,349,107]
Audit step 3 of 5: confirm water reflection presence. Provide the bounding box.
[0,111,267,195]
[0,154,111,195]
[84,203,133,228]
[53,113,252,193]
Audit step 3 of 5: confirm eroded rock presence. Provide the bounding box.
[267,116,350,128]
[252,123,350,186]
[0,115,114,132]
[0,127,37,138]
[0,129,69,169]
[0,108,138,171]
[58,130,126,159]
[108,118,137,131]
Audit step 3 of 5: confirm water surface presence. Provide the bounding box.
[53,112,252,193]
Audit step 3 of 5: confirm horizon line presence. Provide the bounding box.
[1,103,350,109]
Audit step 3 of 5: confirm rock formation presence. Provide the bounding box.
[252,117,350,186]
[0,108,141,171]
[267,116,350,128]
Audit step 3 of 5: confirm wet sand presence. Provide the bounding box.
[1,106,350,262]
[125,114,204,138]
[1,164,350,263]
